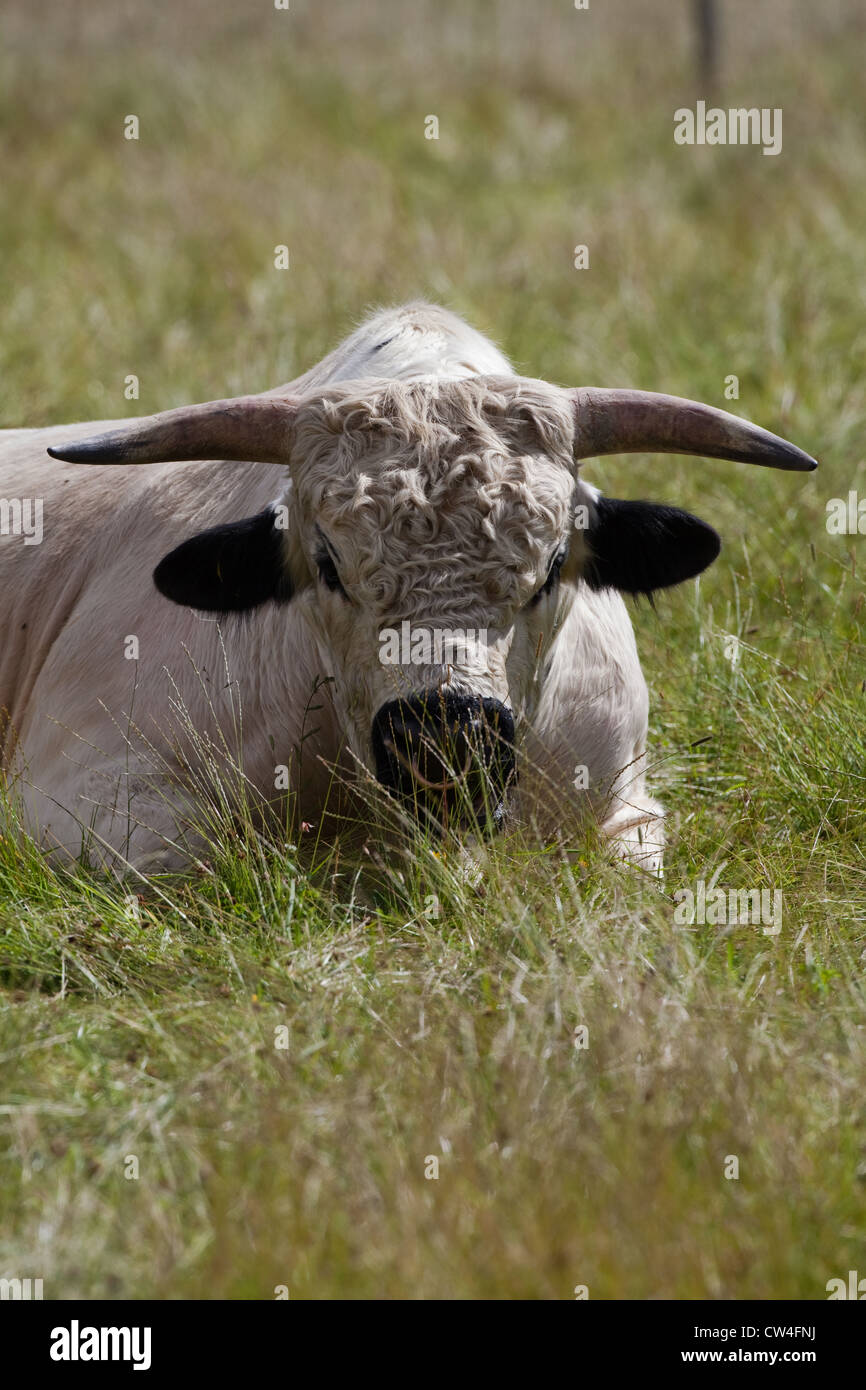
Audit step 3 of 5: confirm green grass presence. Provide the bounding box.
[1,0,866,1298]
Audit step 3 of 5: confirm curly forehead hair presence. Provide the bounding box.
[290,376,578,612]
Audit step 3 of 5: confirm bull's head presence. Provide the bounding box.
[48,377,816,831]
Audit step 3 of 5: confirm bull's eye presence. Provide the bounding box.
[529,548,567,607]
[316,551,347,598]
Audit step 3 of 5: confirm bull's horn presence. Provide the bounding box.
[46,395,298,465]
[572,389,817,471]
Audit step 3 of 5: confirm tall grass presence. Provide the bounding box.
[1,0,865,1298]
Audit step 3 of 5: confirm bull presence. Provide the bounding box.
[0,303,816,872]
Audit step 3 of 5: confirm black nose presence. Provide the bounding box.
[371,692,515,826]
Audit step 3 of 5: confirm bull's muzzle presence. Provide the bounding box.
[370,691,516,832]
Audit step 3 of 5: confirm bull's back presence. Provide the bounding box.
[0,423,283,762]
[0,423,128,757]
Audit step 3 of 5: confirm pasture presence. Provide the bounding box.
[1,0,865,1298]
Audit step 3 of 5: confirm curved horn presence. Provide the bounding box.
[572,389,817,472]
[46,395,298,466]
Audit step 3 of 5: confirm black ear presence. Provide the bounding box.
[154,507,293,612]
[584,497,721,596]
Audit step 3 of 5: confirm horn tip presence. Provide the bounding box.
[47,439,125,464]
[48,442,100,463]
[47,444,108,464]
[768,444,818,472]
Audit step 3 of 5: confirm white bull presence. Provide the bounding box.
[0,303,816,873]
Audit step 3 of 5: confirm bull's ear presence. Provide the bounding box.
[583,497,721,596]
[154,507,293,612]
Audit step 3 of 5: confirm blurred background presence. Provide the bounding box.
[2,0,865,1300]
[2,0,864,430]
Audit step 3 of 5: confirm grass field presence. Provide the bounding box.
[1,0,865,1299]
